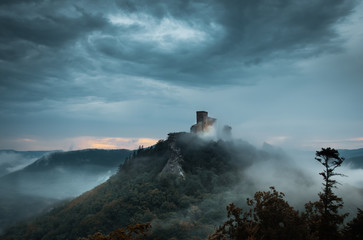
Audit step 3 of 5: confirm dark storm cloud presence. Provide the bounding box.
[0,3,108,56]
[0,12,106,48]
[0,0,357,107]
[0,1,110,107]
[104,0,356,82]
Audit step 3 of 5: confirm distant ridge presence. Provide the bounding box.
[339,148,363,169]
[0,148,133,234]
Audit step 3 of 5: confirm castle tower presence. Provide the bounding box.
[196,111,208,124]
[191,111,216,133]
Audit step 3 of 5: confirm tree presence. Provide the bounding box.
[304,147,348,240]
[342,208,363,240]
[209,187,307,240]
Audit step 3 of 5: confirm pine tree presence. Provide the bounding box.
[304,147,348,240]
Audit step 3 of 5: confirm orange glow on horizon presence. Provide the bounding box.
[74,137,159,150]
[18,138,36,142]
[350,137,363,141]
[89,143,119,149]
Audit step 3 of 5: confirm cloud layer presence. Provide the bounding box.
[0,0,362,150]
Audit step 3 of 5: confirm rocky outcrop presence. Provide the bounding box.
[159,134,185,180]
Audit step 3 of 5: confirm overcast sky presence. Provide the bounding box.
[0,0,362,151]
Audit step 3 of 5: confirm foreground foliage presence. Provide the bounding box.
[342,208,363,240]
[209,187,307,240]
[78,223,151,240]
[210,147,359,240]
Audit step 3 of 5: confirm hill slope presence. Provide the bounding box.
[0,150,56,177]
[0,149,132,234]
[0,149,132,197]
[339,148,363,169]
[1,132,284,240]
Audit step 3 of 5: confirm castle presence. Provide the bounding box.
[190,111,216,133]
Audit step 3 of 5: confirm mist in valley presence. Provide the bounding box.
[0,150,55,177]
[0,149,131,234]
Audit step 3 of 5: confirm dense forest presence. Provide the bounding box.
[1,133,362,240]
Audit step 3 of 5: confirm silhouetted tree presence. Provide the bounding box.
[342,208,363,240]
[209,187,307,240]
[304,147,348,240]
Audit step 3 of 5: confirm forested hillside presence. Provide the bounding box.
[1,133,257,239]
[1,134,362,240]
